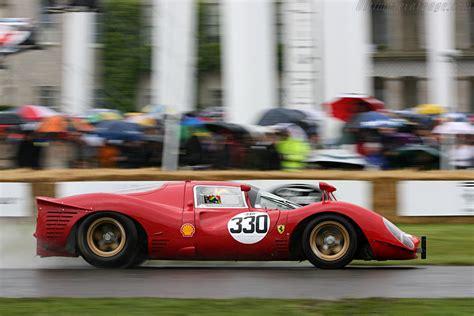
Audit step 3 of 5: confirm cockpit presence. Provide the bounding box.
[247,186,301,210]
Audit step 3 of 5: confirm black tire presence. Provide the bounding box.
[130,256,147,268]
[302,214,358,269]
[77,212,140,268]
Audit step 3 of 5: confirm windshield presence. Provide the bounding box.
[248,186,301,210]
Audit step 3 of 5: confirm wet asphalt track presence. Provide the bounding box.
[1,263,473,299]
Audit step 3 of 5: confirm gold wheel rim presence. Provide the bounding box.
[86,217,126,258]
[309,220,350,261]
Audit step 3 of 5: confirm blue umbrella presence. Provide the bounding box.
[346,111,403,129]
[181,116,204,126]
[95,120,144,141]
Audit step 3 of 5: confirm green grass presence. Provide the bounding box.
[353,224,474,266]
[0,298,472,316]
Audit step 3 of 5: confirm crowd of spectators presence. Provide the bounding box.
[1,103,473,171]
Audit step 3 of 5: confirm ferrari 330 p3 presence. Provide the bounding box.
[35,181,426,269]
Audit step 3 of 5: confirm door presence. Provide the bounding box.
[192,185,280,260]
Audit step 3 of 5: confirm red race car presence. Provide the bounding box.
[34,181,426,269]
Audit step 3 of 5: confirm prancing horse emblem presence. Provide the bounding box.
[277,225,285,234]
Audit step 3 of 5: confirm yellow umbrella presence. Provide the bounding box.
[415,104,446,115]
[100,111,123,121]
[142,104,164,113]
[125,115,156,127]
[124,112,143,118]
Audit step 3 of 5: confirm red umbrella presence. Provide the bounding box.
[327,95,384,122]
[17,105,58,121]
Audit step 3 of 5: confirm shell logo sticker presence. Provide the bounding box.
[227,212,270,244]
[181,223,195,237]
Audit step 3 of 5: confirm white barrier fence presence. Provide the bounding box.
[0,183,32,217]
[398,181,474,216]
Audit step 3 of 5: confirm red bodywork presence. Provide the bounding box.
[35,181,420,261]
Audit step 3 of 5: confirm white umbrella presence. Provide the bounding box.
[273,123,308,140]
[432,122,474,135]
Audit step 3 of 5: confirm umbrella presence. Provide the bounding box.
[70,117,94,132]
[440,112,468,122]
[0,111,24,125]
[180,116,206,142]
[392,110,435,129]
[95,120,144,141]
[0,111,25,134]
[345,111,403,129]
[84,108,123,123]
[181,116,205,127]
[257,108,319,136]
[204,122,251,140]
[306,148,366,170]
[37,115,95,133]
[142,104,165,114]
[391,145,440,170]
[415,104,446,115]
[396,145,440,157]
[273,123,308,140]
[125,114,156,127]
[328,95,384,122]
[432,122,474,135]
[258,108,306,126]
[16,105,58,121]
[36,115,67,133]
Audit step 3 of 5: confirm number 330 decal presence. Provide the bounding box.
[227,212,270,244]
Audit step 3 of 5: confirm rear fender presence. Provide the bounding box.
[35,197,88,257]
[35,193,182,257]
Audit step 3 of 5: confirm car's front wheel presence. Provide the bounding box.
[302,214,358,269]
[77,213,139,268]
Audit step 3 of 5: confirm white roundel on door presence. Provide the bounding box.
[227,212,270,244]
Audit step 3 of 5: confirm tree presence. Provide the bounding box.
[102,0,149,112]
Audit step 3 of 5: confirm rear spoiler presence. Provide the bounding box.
[319,182,337,203]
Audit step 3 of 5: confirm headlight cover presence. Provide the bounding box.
[383,218,414,249]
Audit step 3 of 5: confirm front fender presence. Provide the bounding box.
[286,201,408,259]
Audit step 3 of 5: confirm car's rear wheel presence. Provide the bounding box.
[302,214,357,269]
[77,213,139,268]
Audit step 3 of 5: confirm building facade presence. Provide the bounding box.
[1,0,473,115]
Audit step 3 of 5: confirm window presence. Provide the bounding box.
[371,0,388,49]
[39,1,61,44]
[203,2,220,42]
[248,186,301,210]
[373,77,385,102]
[194,186,247,208]
[209,89,222,107]
[470,78,474,112]
[401,0,421,50]
[37,86,59,109]
[1,86,17,105]
[94,88,106,108]
[142,3,153,46]
[139,88,152,108]
[275,0,284,44]
[470,0,474,46]
[94,13,103,44]
[402,77,418,108]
